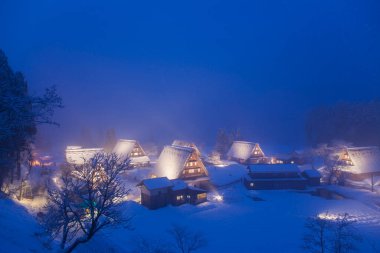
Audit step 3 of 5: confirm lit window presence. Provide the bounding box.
[189,169,195,173]
[197,193,206,199]
[250,182,254,187]
[176,195,183,200]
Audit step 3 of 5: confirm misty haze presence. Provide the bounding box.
[1,1,380,253]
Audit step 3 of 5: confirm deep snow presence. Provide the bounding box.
[1,163,380,253]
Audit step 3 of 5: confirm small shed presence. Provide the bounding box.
[138,177,207,209]
[170,179,207,205]
[138,177,173,209]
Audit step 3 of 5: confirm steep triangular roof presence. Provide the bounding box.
[227,141,264,160]
[156,145,193,179]
[344,146,380,174]
[112,139,148,160]
[113,139,136,159]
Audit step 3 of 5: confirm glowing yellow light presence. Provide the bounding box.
[318,213,339,220]
[214,195,223,202]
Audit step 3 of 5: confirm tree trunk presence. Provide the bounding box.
[60,224,68,249]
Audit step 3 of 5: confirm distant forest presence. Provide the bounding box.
[306,101,380,147]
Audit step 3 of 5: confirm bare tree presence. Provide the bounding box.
[332,213,361,253]
[303,213,361,253]
[169,224,207,253]
[303,213,331,253]
[44,153,131,253]
[323,158,345,185]
[44,171,79,249]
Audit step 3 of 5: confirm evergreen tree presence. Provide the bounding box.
[0,49,62,189]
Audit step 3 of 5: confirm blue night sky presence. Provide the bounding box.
[1,0,380,151]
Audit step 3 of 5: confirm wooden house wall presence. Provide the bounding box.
[141,192,169,209]
[250,171,301,179]
[180,151,208,179]
[130,142,146,157]
[244,177,306,190]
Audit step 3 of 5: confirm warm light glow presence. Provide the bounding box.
[214,195,223,202]
[318,213,339,220]
[31,160,41,167]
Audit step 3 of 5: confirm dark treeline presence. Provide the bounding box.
[306,101,380,147]
[0,50,62,189]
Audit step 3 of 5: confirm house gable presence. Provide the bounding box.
[156,145,208,180]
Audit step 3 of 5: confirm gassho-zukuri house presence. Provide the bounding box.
[112,139,150,168]
[331,146,380,180]
[155,144,209,189]
[227,141,270,164]
[137,177,207,209]
[244,164,321,190]
[65,146,104,165]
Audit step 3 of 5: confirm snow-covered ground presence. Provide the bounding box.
[76,184,380,253]
[2,163,380,253]
[0,198,48,252]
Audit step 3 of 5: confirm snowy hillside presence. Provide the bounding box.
[1,163,380,253]
[0,198,49,252]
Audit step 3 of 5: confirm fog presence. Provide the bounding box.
[1,0,379,152]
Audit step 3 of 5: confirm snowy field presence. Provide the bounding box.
[1,163,380,252]
[76,184,380,253]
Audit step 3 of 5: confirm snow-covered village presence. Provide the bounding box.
[1,1,380,253]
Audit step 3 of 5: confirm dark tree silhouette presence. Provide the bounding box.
[0,49,62,189]
[44,153,131,253]
[306,101,380,147]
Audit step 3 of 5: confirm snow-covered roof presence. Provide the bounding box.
[112,139,137,159]
[130,156,150,165]
[302,169,321,178]
[227,141,259,160]
[156,145,193,179]
[65,147,104,165]
[249,164,300,174]
[141,177,172,190]
[172,140,201,154]
[207,163,247,187]
[344,147,380,174]
[171,179,188,191]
